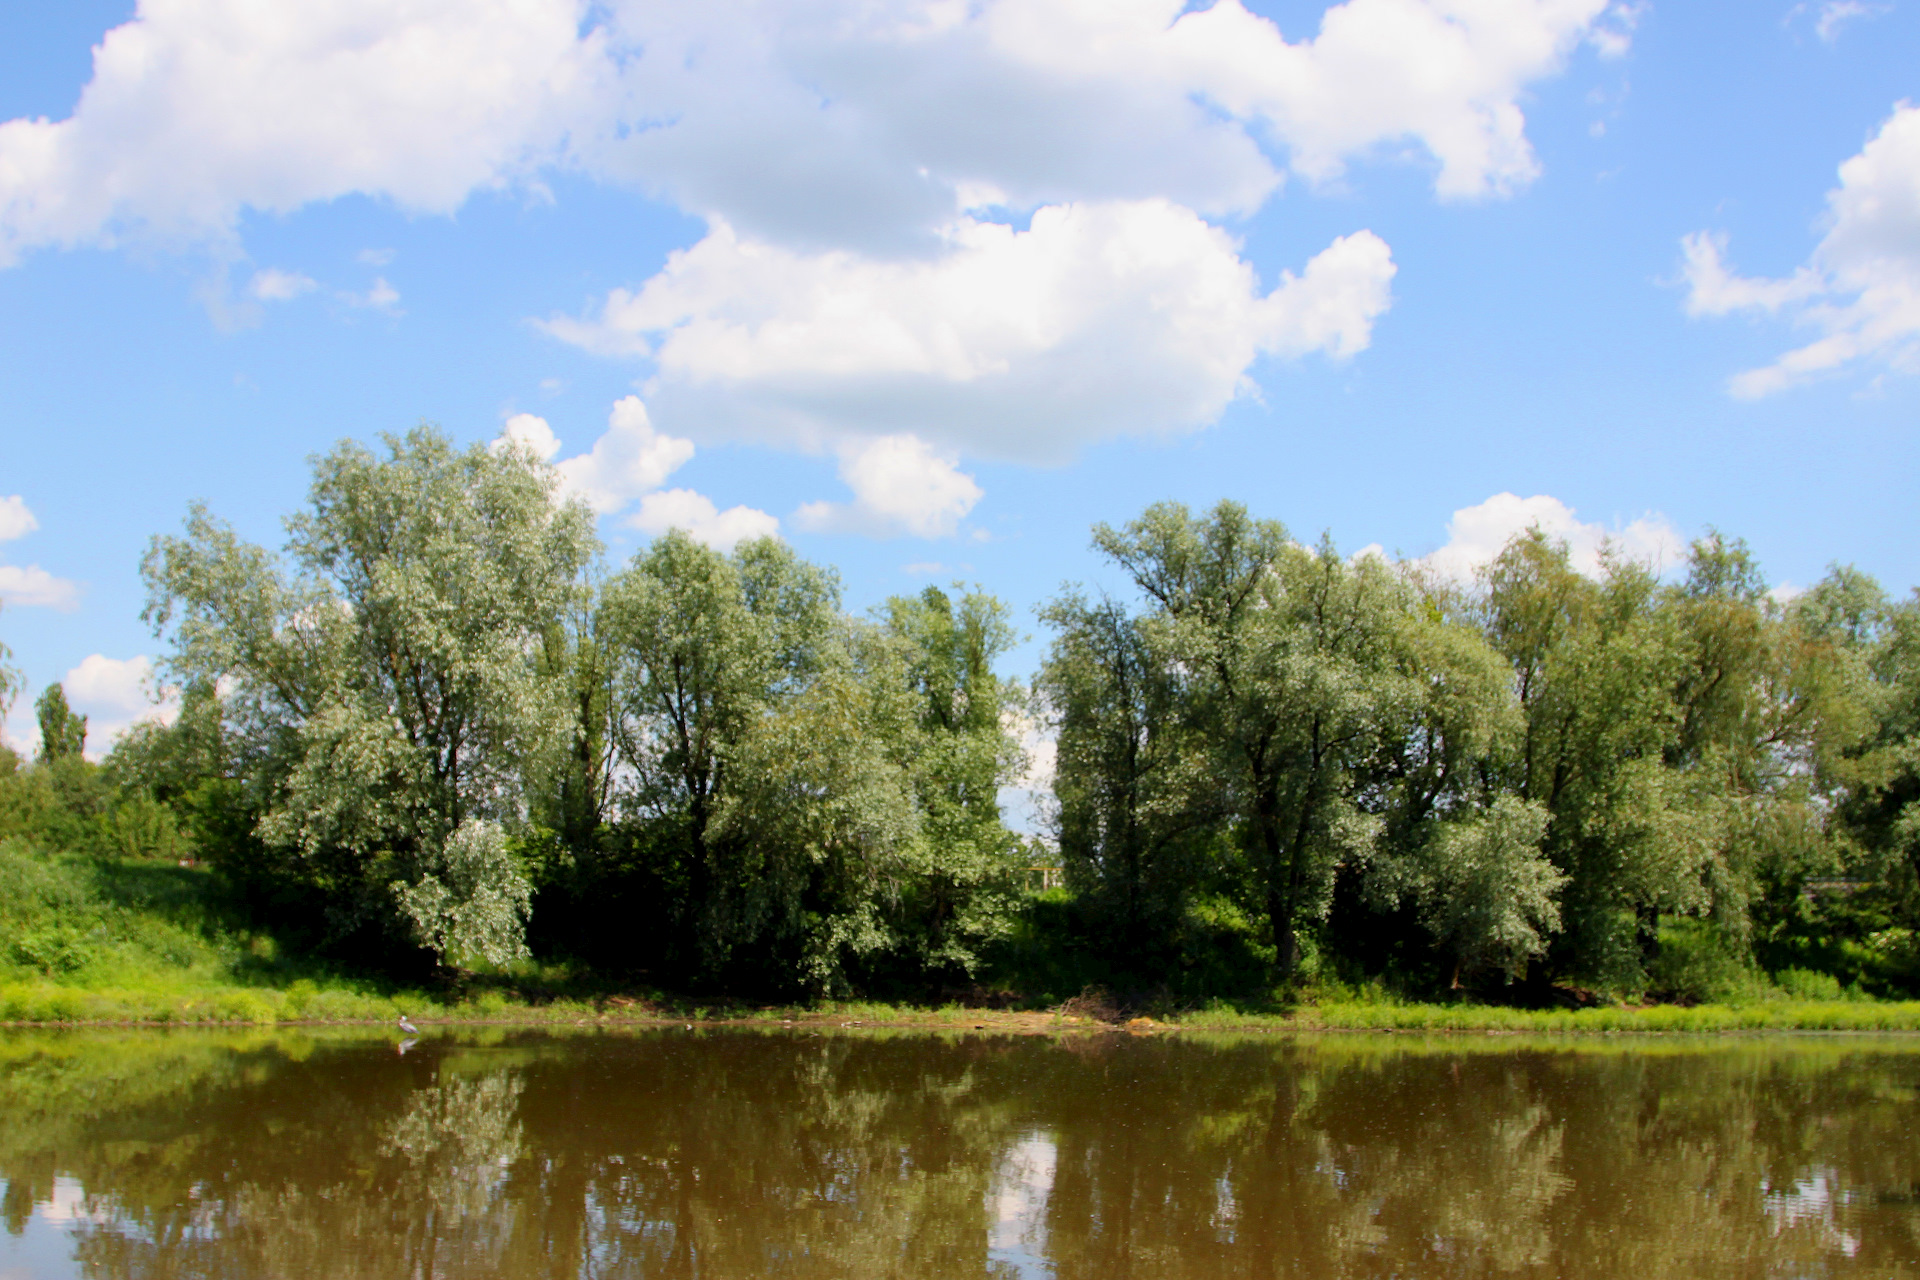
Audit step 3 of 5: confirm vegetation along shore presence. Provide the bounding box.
[3,426,1919,1027]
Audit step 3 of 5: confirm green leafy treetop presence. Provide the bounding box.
[34,682,86,763]
[141,425,598,967]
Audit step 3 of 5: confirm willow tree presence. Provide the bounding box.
[1088,502,1421,978]
[595,531,923,991]
[878,586,1028,976]
[141,425,596,959]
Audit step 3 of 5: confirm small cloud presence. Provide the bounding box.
[246,267,317,302]
[1813,1,1888,41]
[1678,231,1823,317]
[340,277,402,313]
[1420,493,1681,582]
[538,377,565,396]
[60,654,179,761]
[0,495,38,542]
[493,396,696,515]
[364,277,401,311]
[793,435,983,539]
[0,563,81,610]
[630,489,779,551]
[1588,2,1648,57]
[903,561,947,575]
[357,248,396,267]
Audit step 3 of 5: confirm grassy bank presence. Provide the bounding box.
[8,839,1920,1033]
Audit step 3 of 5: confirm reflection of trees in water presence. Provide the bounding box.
[2,1032,1919,1278]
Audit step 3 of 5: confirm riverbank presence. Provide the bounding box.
[7,979,1920,1034]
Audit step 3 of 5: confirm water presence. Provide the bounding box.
[2,1026,1917,1278]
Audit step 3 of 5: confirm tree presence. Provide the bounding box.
[1090,502,1418,979]
[596,530,918,988]
[1480,530,1703,987]
[141,425,597,954]
[881,585,1027,977]
[1038,590,1215,956]
[1370,796,1563,984]
[395,818,533,970]
[34,683,86,763]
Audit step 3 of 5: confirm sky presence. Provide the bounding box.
[1,0,1918,761]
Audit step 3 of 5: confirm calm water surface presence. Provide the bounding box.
[1,1027,1917,1278]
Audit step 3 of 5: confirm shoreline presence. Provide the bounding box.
[7,991,1920,1035]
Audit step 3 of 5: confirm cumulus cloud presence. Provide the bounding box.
[546,201,1395,460]
[0,0,612,265]
[0,0,1618,266]
[1683,103,1920,398]
[57,654,178,761]
[794,434,983,537]
[629,489,780,551]
[0,495,37,542]
[496,395,696,515]
[1421,492,1680,581]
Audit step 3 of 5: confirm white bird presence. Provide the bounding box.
[397,1013,419,1035]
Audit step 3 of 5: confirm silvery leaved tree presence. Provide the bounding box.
[141,426,596,959]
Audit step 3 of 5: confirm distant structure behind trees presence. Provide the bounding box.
[3,427,1918,1002]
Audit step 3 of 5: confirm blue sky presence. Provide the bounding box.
[1,0,1917,756]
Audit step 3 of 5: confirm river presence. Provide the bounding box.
[1,1026,1915,1277]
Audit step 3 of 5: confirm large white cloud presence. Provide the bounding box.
[1683,102,1920,398]
[1421,492,1679,581]
[0,0,1621,263]
[546,201,1396,460]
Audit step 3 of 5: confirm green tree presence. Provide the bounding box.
[881,585,1028,977]
[1090,502,1418,978]
[34,683,86,763]
[141,425,596,954]
[1038,590,1215,956]
[596,530,922,989]
[1480,531,1703,987]
[394,817,533,969]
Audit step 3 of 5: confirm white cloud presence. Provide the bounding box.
[545,201,1395,461]
[1679,232,1823,316]
[350,276,402,313]
[1421,492,1680,581]
[1683,103,1920,398]
[0,0,612,266]
[0,495,37,542]
[629,489,780,551]
[1812,1,1888,42]
[0,0,1615,267]
[794,434,983,537]
[495,395,696,515]
[58,654,178,761]
[247,267,315,301]
[0,564,81,611]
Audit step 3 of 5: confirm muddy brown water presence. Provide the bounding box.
[2,1026,1917,1277]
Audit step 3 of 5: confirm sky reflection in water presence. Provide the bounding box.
[2,1027,1918,1278]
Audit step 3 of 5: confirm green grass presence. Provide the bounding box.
[8,838,1920,1033]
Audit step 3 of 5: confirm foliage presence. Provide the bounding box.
[140,426,597,957]
[34,682,86,762]
[10,461,1920,1008]
[394,819,533,970]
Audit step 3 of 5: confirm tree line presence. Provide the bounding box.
[3,426,1917,1000]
